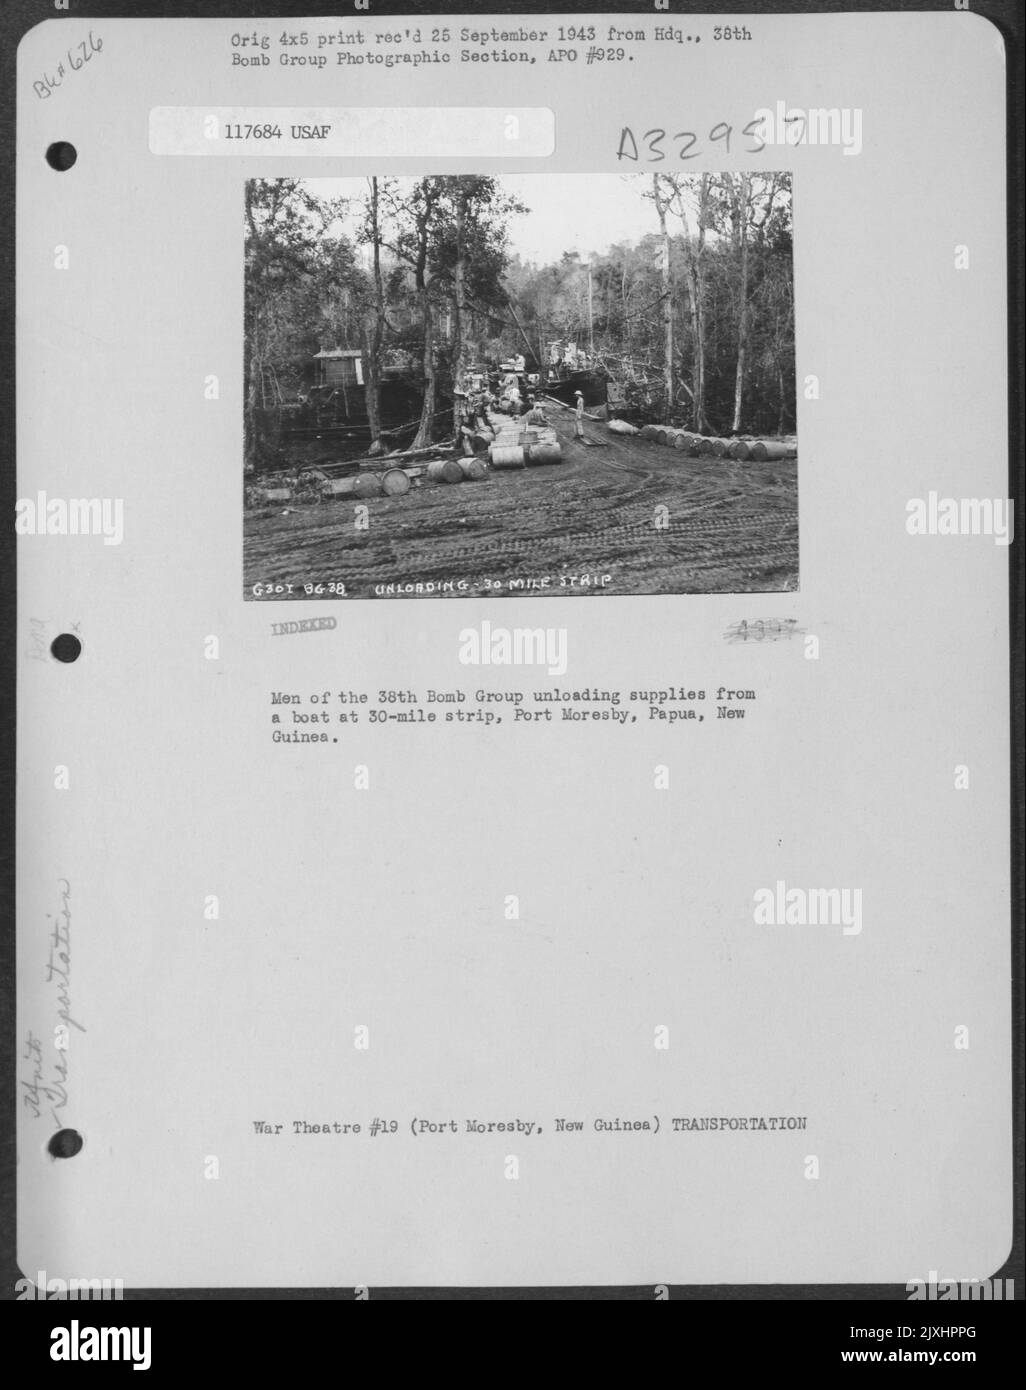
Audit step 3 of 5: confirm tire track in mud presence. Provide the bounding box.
[244,420,799,597]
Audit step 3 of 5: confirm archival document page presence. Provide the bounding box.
[16,10,1012,1288]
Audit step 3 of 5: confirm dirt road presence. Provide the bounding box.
[243,411,798,600]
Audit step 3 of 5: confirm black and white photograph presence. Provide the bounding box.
[243,173,797,599]
[6,0,1020,1363]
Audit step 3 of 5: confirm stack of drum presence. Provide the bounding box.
[489,424,562,468]
[425,459,465,484]
[639,426,797,461]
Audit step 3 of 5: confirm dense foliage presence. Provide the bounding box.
[244,173,795,469]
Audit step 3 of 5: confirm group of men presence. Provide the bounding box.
[548,340,591,371]
[456,364,588,447]
[501,386,586,439]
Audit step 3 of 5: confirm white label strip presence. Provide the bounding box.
[149,106,555,157]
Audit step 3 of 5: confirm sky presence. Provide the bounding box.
[306,174,684,266]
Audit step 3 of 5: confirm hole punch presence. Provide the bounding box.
[48,1129,83,1159]
[50,633,81,663]
[45,142,77,172]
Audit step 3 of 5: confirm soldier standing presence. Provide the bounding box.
[574,390,586,442]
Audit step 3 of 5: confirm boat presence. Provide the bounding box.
[486,352,608,413]
[540,364,608,409]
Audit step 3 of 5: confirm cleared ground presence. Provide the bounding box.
[243,411,798,600]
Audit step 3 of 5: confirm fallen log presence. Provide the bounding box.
[321,477,357,497]
[369,441,458,464]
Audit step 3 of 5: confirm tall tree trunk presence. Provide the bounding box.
[777,360,787,436]
[680,252,708,433]
[671,174,710,434]
[410,193,436,450]
[361,314,382,452]
[363,176,386,453]
[731,173,751,434]
[244,342,261,472]
[243,183,260,472]
[653,175,674,422]
[413,292,436,449]
[452,188,472,437]
[694,175,711,433]
[587,260,595,356]
[621,269,632,358]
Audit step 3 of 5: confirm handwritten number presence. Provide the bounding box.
[643,129,666,162]
[617,116,774,161]
[709,121,732,153]
[33,32,102,99]
[741,118,766,154]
